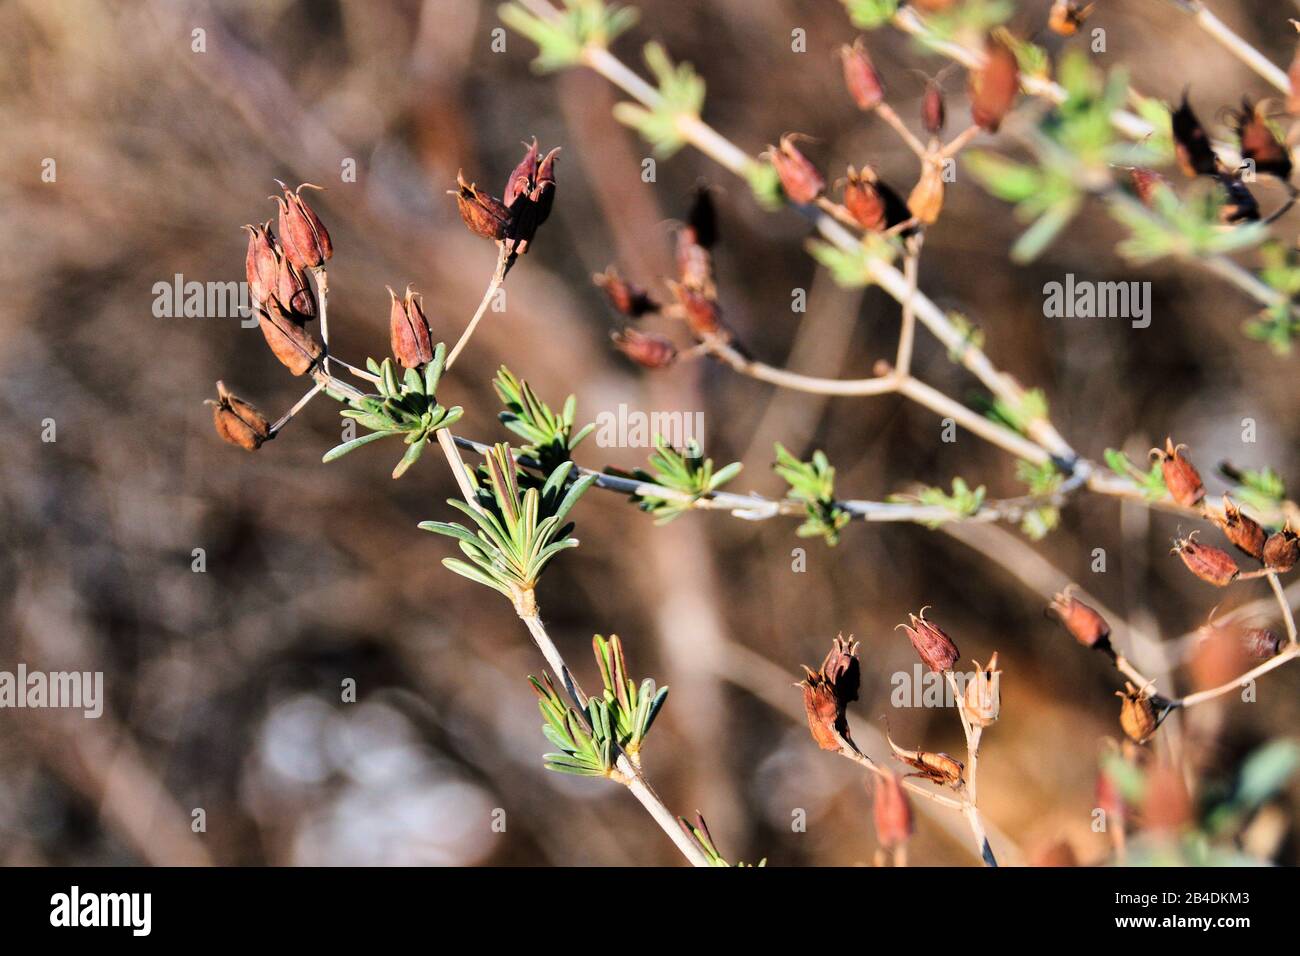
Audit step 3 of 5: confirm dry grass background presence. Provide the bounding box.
[0,0,1298,865]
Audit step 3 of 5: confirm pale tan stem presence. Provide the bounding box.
[940,123,982,159]
[1174,646,1300,709]
[877,102,929,160]
[895,248,919,377]
[1173,1,1291,93]
[446,245,512,369]
[708,341,899,395]
[894,374,1052,464]
[1269,572,1298,645]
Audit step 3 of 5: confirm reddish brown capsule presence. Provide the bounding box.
[668,280,726,341]
[1231,99,1293,180]
[1048,0,1094,37]
[273,182,332,270]
[1173,534,1240,587]
[1129,168,1167,207]
[1263,524,1299,572]
[1215,496,1267,560]
[842,165,911,232]
[675,227,715,293]
[594,267,659,318]
[275,250,316,321]
[839,38,885,112]
[257,297,322,376]
[766,134,825,205]
[388,286,435,369]
[964,653,1001,727]
[1116,681,1158,744]
[921,80,946,137]
[907,161,945,225]
[1243,627,1283,660]
[970,35,1018,133]
[243,221,279,306]
[1189,622,1252,691]
[1050,587,1112,650]
[885,731,964,787]
[451,171,512,242]
[899,608,959,673]
[1171,96,1219,177]
[797,635,861,751]
[503,140,560,254]
[872,772,913,850]
[208,381,270,451]
[611,328,677,369]
[1153,438,1205,508]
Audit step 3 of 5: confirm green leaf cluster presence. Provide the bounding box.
[498,0,638,72]
[773,443,850,545]
[494,366,594,471]
[619,437,742,523]
[611,43,705,157]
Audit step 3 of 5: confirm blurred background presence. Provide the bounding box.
[1,0,1298,866]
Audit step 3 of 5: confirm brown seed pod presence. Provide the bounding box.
[899,607,959,673]
[242,221,279,307]
[839,38,885,112]
[797,635,861,751]
[1048,0,1094,37]
[1171,96,1220,177]
[273,182,333,270]
[1243,626,1284,660]
[907,160,945,225]
[1153,437,1205,508]
[921,80,946,137]
[388,286,435,369]
[766,134,825,205]
[257,297,322,376]
[667,279,727,342]
[885,730,964,787]
[451,171,512,242]
[1231,99,1293,180]
[872,771,913,849]
[964,653,1001,727]
[969,34,1018,132]
[1263,524,1299,572]
[1116,681,1158,744]
[1049,587,1112,651]
[611,328,678,369]
[208,381,270,451]
[594,267,659,318]
[1189,621,1252,692]
[275,251,316,321]
[842,165,912,232]
[502,141,560,254]
[1215,495,1267,560]
[674,227,715,294]
[1172,533,1239,587]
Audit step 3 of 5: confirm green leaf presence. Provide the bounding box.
[322,430,393,462]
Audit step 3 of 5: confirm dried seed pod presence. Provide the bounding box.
[675,227,715,293]
[611,328,678,369]
[797,635,860,751]
[1189,622,1251,692]
[668,279,727,341]
[964,653,1001,727]
[594,267,659,318]
[1263,524,1299,572]
[921,80,946,137]
[1172,534,1239,587]
[1171,96,1219,177]
[1049,587,1112,651]
[842,165,911,231]
[885,730,964,787]
[1048,0,1094,37]
[243,221,279,306]
[1215,495,1267,560]
[1231,99,1293,180]
[1129,168,1167,207]
[257,297,322,376]
[452,171,512,242]
[872,771,913,849]
[1153,437,1205,508]
[503,141,560,254]
[389,286,435,369]
[208,381,270,451]
[907,160,945,225]
[273,182,333,270]
[840,38,885,111]
[766,134,825,205]
[899,608,959,673]
[1116,681,1158,744]
[969,35,1018,132]
[275,251,316,321]
[1243,626,1283,660]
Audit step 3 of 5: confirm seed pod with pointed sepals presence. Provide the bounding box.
[208,381,270,450]
[1232,99,1293,180]
[257,297,322,375]
[668,279,728,342]
[611,328,677,369]
[1243,627,1283,660]
[872,772,913,849]
[675,227,715,294]
[1048,1,1094,37]
[907,160,945,225]
[1116,682,1158,743]
[899,608,959,672]
[452,171,512,242]
[1215,496,1267,560]
[1050,587,1112,651]
[797,635,860,752]
[1172,533,1239,587]
[885,730,964,787]
[273,182,333,270]
[766,134,825,205]
[1153,438,1205,508]
[503,140,560,254]
[594,267,659,318]
[243,221,279,306]
[275,250,316,321]
[842,166,912,232]
[964,653,1001,727]
[388,285,435,369]
[970,35,1018,132]
[840,38,885,112]
[1172,96,1220,177]
[921,80,946,137]
[1263,524,1299,572]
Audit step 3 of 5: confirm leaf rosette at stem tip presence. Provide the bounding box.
[419,443,597,614]
[498,0,639,73]
[773,443,849,545]
[607,436,742,524]
[493,365,594,472]
[321,343,463,479]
